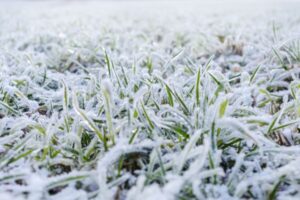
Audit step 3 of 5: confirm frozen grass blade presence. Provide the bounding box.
[195,68,201,106]
[102,80,115,144]
[165,84,174,107]
[249,65,261,84]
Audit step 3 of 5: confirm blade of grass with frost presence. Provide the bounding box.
[272,47,288,70]
[185,57,197,72]
[83,137,98,161]
[185,64,194,75]
[31,124,46,135]
[0,174,25,183]
[46,173,89,190]
[208,76,225,105]
[284,40,300,62]
[208,72,222,87]
[173,90,190,115]
[208,151,217,184]
[219,99,228,118]
[163,48,185,69]
[147,57,153,73]
[164,124,189,140]
[258,89,273,108]
[272,22,278,42]
[147,149,159,173]
[227,153,244,190]
[228,73,241,83]
[69,58,90,74]
[129,128,139,144]
[175,130,202,173]
[140,103,154,130]
[0,135,32,167]
[204,55,214,73]
[290,86,297,100]
[157,122,186,141]
[156,149,166,177]
[171,48,185,60]
[210,121,217,152]
[117,155,124,177]
[246,118,269,126]
[249,65,261,84]
[164,83,174,107]
[14,89,30,106]
[290,81,300,100]
[111,61,122,88]
[120,64,128,86]
[155,77,174,107]
[7,149,33,165]
[108,174,131,189]
[159,105,193,127]
[218,118,260,145]
[72,91,107,150]
[62,80,69,112]
[41,67,47,85]
[272,119,299,131]
[187,84,195,97]
[36,146,49,161]
[0,101,20,115]
[132,58,137,75]
[104,49,111,77]
[267,107,285,134]
[268,176,285,200]
[62,80,70,133]
[195,67,201,106]
[102,80,115,145]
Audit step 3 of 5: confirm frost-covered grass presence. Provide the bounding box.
[1,1,300,199]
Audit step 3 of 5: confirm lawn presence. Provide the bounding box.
[0,1,300,199]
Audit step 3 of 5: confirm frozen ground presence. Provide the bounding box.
[1,0,300,199]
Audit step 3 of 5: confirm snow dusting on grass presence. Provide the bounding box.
[1,1,300,199]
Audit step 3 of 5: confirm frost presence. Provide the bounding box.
[1,1,300,199]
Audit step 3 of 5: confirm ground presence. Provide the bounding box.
[0,1,300,199]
